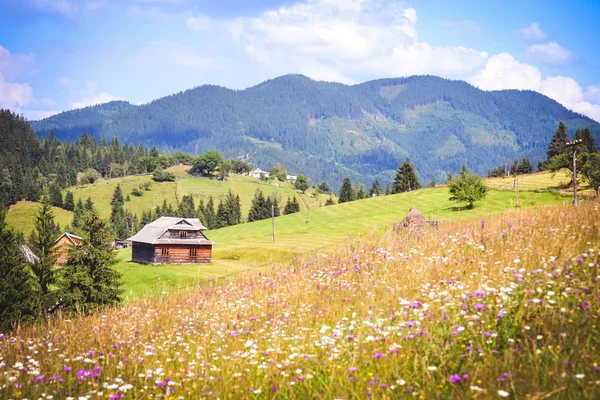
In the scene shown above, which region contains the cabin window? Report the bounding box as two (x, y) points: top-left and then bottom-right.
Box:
(179, 231), (187, 239)
(190, 248), (197, 257)
(161, 247), (169, 257)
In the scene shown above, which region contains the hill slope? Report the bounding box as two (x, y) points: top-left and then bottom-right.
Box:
(31, 75), (600, 186)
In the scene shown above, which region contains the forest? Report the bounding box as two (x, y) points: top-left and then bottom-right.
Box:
(29, 74), (600, 186)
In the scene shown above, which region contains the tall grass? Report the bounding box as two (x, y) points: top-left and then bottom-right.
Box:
(1, 202), (598, 399)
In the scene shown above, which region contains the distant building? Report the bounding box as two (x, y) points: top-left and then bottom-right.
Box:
(51, 232), (83, 265)
(128, 217), (215, 264)
(285, 174), (298, 183)
(249, 168), (269, 179)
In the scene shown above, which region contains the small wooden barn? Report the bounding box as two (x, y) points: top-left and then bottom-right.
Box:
(128, 217), (215, 264)
(51, 232), (83, 265)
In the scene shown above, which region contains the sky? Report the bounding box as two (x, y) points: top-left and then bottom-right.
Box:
(1, 0), (599, 122)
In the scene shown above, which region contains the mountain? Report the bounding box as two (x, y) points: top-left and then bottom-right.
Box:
(30, 75), (600, 187)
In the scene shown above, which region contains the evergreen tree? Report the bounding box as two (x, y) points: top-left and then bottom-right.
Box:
(216, 201), (227, 228)
(204, 198), (217, 228)
(60, 214), (122, 313)
(448, 165), (488, 209)
(385, 185), (391, 195)
(325, 196), (336, 206)
(283, 197), (301, 214)
(29, 197), (59, 306)
(85, 197), (95, 212)
(49, 183), (63, 207)
(547, 121), (568, 160)
(72, 199), (85, 229)
(110, 185), (127, 238)
(356, 184), (365, 200)
(338, 178), (355, 203)
(0, 209), (36, 331)
(519, 157), (533, 174)
(574, 127), (597, 153)
(178, 195), (196, 218)
(392, 158), (421, 193)
(64, 191), (75, 211)
(369, 179), (382, 197)
(248, 189), (269, 221)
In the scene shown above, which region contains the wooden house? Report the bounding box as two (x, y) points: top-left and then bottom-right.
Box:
(128, 217), (215, 264)
(51, 232), (83, 265)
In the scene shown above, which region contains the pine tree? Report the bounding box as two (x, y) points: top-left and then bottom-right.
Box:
(0, 209), (36, 331)
(60, 214), (122, 313)
(519, 157), (533, 174)
(369, 179), (382, 197)
(356, 184), (365, 200)
(547, 121), (568, 160)
(283, 197), (301, 214)
(49, 183), (63, 207)
(64, 191), (75, 211)
(392, 158), (421, 193)
(204, 197), (217, 228)
(216, 201), (227, 228)
(574, 127), (597, 153)
(338, 178), (355, 203)
(248, 189), (268, 221)
(72, 199), (85, 229)
(85, 197), (95, 212)
(325, 196), (336, 206)
(110, 185), (127, 238)
(29, 197), (59, 306)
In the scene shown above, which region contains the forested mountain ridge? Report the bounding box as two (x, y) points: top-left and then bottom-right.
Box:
(31, 75), (600, 186)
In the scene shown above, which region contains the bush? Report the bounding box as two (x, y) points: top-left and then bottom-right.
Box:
(140, 182), (152, 191)
(131, 188), (143, 197)
(80, 168), (101, 185)
(152, 167), (175, 182)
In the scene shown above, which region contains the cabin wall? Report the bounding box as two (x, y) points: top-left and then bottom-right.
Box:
(131, 242), (157, 264)
(51, 237), (77, 265)
(154, 245), (212, 264)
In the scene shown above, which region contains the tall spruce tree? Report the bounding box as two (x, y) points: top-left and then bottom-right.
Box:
(248, 189), (269, 221)
(283, 197), (301, 214)
(0, 209), (36, 331)
(338, 178), (355, 203)
(72, 199), (85, 229)
(49, 183), (63, 207)
(109, 185), (127, 238)
(574, 127), (597, 153)
(547, 121), (568, 160)
(64, 191), (75, 211)
(29, 197), (59, 307)
(369, 179), (382, 196)
(60, 214), (122, 313)
(392, 158), (421, 193)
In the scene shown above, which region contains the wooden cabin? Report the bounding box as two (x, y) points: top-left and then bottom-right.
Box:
(51, 232), (83, 265)
(128, 217), (215, 264)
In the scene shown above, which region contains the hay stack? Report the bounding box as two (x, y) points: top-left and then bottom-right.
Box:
(402, 207), (427, 227)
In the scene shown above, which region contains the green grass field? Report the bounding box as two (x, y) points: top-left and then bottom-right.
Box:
(6, 166), (333, 236)
(114, 186), (569, 298)
(486, 168), (596, 196)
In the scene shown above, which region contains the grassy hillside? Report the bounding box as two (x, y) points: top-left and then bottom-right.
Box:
(487, 169), (596, 197)
(5, 166), (333, 236)
(115, 186), (569, 298)
(2, 201), (598, 399)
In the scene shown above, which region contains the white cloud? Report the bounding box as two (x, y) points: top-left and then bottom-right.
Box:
(519, 22), (547, 41)
(540, 76), (600, 122)
(71, 92), (124, 109)
(0, 45), (35, 81)
(0, 72), (34, 109)
(584, 85), (600, 103)
(526, 42), (573, 66)
(468, 53), (541, 91)
(229, 0), (488, 81)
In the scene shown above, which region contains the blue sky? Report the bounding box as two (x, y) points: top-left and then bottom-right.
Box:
(1, 0), (599, 121)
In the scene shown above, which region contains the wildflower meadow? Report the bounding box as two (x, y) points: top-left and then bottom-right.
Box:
(1, 201), (599, 399)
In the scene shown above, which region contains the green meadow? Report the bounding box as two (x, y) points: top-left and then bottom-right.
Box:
(114, 186), (569, 298)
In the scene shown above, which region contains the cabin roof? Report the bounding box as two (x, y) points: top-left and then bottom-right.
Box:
(52, 232), (83, 246)
(19, 244), (39, 264)
(127, 217), (215, 245)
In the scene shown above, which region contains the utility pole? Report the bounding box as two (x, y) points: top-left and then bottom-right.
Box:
(514, 172), (520, 207)
(566, 139), (582, 206)
(306, 194), (310, 223)
(271, 204), (275, 242)
(573, 149), (577, 206)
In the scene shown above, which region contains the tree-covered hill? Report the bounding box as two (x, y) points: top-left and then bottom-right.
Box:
(30, 75), (600, 187)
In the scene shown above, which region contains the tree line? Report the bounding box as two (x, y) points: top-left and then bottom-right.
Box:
(1, 197), (121, 331)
